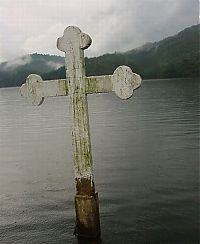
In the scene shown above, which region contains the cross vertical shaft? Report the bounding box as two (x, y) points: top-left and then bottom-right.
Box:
(57, 26), (101, 239)
(65, 31), (94, 194)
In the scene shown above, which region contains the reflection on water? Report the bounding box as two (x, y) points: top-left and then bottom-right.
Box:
(0, 78), (199, 243)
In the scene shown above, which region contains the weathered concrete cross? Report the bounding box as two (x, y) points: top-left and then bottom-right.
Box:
(20, 26), (141, 240)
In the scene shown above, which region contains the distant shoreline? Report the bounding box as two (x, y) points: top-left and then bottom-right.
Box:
(0, 77), (198, 89)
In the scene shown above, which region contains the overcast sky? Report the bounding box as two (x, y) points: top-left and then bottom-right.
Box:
(0, 0), (198, 62)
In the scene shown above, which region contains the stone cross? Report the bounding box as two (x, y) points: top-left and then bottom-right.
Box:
(20, 26), (141, 240)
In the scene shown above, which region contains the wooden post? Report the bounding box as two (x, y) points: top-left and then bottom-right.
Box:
(20, 26), (142, 241)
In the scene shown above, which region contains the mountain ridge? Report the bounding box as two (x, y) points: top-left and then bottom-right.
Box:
(0, 24), (199, 87)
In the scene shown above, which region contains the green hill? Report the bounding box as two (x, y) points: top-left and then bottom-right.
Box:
(0, 24), (199, 87)
(0, 54), (64, 87)
(85, 24), (199, 79)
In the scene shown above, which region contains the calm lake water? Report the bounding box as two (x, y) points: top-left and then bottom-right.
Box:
(0, 78), (199, 244)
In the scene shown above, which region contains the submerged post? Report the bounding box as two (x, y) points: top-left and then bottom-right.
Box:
(20, 26), (142, 241)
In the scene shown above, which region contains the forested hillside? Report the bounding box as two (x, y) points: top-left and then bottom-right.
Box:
(0, 54), (64, 87)
(0, 24), (199, 87)
(42, 24), (200, 81)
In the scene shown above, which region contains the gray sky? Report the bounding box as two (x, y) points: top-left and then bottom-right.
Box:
(0, 0), (198, 62)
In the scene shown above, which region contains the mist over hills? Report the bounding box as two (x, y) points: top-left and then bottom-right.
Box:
(0, 24), (199, 88)
(0, 54), (64, 87)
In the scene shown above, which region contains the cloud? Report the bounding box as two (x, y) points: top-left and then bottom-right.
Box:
(0, 0), (198, 62)
(22, 24), (65, 56)
(88, 0), (199, 55)
(45, 60), (64, 70)
(2, 55), (32, 70)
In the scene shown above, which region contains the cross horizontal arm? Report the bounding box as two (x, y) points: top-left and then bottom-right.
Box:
(20, 66), (141, 105)
(85, 75), (112, 94)
(20, 74), (68, 106)
(85, 66), (142, 99)
(31, 79), (68, 97)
